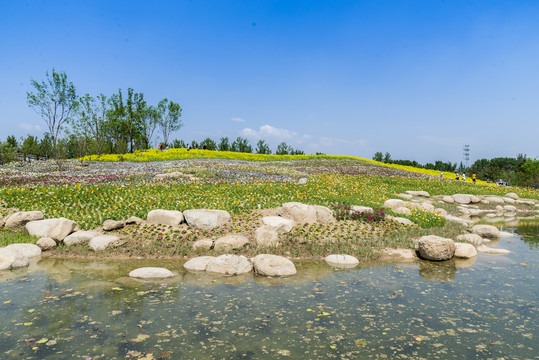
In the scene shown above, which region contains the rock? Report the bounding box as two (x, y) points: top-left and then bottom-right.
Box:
(324, 254), (359, 267)
(472, 224), (500, 239)
(0, 248), (27, 270)
(435, 208), (448, 217)
(477, 245), (510, 255)
(516, 199), (535, 206)
(445, 215), (472, 227)
(384, 199), (405, 210)
(88, 235), (122, 251)
(503, 205), (517, 213)
(394, 207), (412, 215)
(184, 256), (215, 271)
(386, 216), (415, 226)
(154, 171), (184, 180)
(419, 203), (435, 212)
(262, 216), (295, 233)
(398, 193), (413, 200)
(25, 219), (59, 237)
(455, 234), (483, 246)
(147, 209), (184, 227)
(406, 190), (430, 197)
(205, 254), (252, 275)
(470, 196), (481, 204)
(495, 205), (504, 212)
(183, 209), (231, 231)
(37, 237), (57, 250)
(47, 217), (77, 241)
(350, 206), (374, 214)
(280, 202), (335, 224)
(502, 197), (516, 204)
(505, 192), (519, 200)
(254, 226), (280, 246)
(253, 254), (297, 276)
(192, 239), (214, 251)
(5, 243), (42, 258)
(129, 267), (174, 279)
(452, 194), (471, 204)
(103, 219), (124, 231)
(214, 234), (249, 251)
(442, 196), (455, 204)
(5, 211), (44, 229)
(485, 196), (505, 204)
(63, 231), (99, 246)
(381, 248), (417, 261)
(499, 231), (514, 238)
(125, 216), (143, 225)
(297, 177), (308, 184)
(417, 235), (455, 261)
(454, 243), (478, 259)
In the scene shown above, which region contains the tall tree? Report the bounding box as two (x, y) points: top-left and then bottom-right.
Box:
(256, 139), (271, 154)
(26, 69), (78, 158)
(108, 88), (146, 153)
(231, 137), (252, 153)
(218, 137), (230, 151)
(276, 142), (292, 155)
(156, 98), (182, 147)
(140, 105), (159, 149)
(75, 93), (108, 155)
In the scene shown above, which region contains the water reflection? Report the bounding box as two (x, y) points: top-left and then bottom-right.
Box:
(418, 261), (457, 282)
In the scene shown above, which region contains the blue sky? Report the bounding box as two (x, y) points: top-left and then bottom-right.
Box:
(1, 0), (538, 163)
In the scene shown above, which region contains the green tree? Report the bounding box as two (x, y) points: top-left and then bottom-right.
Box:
(231, 137), (252, 153)
(521, 158), (539, 188)
(276, 142), (292, 155)
(6, 135), (18, 149)
(75, 94), (108, 155)
(156, 98), (182, 147)
(383, 152), (391, 163)
(255, 140), (271, 154)
(172, 139), (186, 148)
(218, 137), (230, 151)
(373, 152), (383, 162)
(140, 105), (159, 149)
(26, 69), (78, 158)
(108, 88), (146, 153)
(200, 137), (217, 150)
(21, 135), (40, 160)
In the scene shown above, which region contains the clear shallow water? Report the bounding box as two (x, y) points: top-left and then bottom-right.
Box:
(1, 226), (537, 360)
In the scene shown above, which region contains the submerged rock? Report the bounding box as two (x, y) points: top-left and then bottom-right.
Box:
(477, 245), (510, 255)
(129, 267), (174, 279)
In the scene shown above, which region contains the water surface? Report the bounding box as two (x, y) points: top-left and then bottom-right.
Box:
(1, 226), (537, 359)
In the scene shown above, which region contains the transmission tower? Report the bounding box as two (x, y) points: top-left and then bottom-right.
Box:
(463, 144), (470, 168)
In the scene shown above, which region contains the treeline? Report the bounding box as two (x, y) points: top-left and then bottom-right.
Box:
(373, 151), (538, 188)
(0, 132), (305, 164)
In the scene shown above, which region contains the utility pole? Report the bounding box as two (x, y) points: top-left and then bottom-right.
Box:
(463, 144), (470, 168)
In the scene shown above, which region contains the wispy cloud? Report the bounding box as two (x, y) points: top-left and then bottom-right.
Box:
(231, 117), (246, 122)
(19, 123), (41, 132)
(240, 124), (298, 140)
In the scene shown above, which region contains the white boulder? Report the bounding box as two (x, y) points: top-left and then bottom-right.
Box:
(417, 235), (455, 261)
(472, 224), (500, 239)
(103, 219), (124, 231)
(455, 233), (483, 246)
(214, 234), (250, 251)
(88, 235), (122, 251)
(183, 209), (231, 231)
(384, 199), (405, 210)
(406, 190), (430, 197)
(452, 194), (471, 204)
(47, 217), (77, 241)
(129, 267), (174, 279)
(205, 254), (252, 275)
(63, 231), (99, 246)
(147, 209), (184, 227)
(25, 219), (59, 237)
(5, 243), (42, 258)
(254, 226), (280, 246)
(37, 237), (57, 250)
(5, 211), (44, 229)
(253, 254), (297, 276)
(324, 254), (359, 267)
(184, 256), (215, 271)
(262, 216), (295, 233)
(454, 243), (478, 259)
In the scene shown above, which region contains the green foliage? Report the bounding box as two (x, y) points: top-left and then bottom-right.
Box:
(231, 137), (252, 153)
(156, 98), (182, 147)
(218, 137), (230, 151)
(200, 138), (217, 150)
(256, 140), (271, 154)
(276, 142), (292, 155)
(372, 152), (383, 162)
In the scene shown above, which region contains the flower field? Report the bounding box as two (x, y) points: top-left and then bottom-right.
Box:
(1, 156), (538, 258)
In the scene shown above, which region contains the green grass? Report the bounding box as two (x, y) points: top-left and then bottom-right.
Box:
(0, 228), (37, 247)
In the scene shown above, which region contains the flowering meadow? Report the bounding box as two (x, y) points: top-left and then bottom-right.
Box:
(1, 157), (538, 258)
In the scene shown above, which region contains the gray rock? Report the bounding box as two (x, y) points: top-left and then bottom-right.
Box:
(386, 216), (415, 226)
(125, 216), (143, 225)
(262, 216), (295, 233)
(253, 254), (297, 276)
(469, 195), (481, 204)
(103, 219), (125, 231)
(88, 235), (122, 251)
(445, 215), (473, 227)
(381, 248), (417, 261)
(406, 190), (430, 197)
(183, 209), (231, 231)
(280, 202), (335, 224)
(384, 199), (405, 210)
(47, 217), (77, 241)
(184, 256), (215, 271)
(214, 234), (249, 251)
(499, 231), (514, 238)
(454, 242), (478, 259)
(442, 196), (455, 204)
(63, 231), (99, 246)
(398, 193), (413, 200)
(502, 197), (516, 204)
(254, 225), (280, 246)
(452, 194), (471, 204)
(394, 207), (412, 215)
(129, 267), (174, 279)
(205, 254), (252, 275)
(472, 224), (500, 239)
(455, 233), (483, 246)
(0, 248), (28, 270)
(485, 196), (505, 204)
(435, 208), (448, 217)
(505, 192), (519, 200)
(5, 211), (44, 229)
(503, 205), (517, 213)
(418, 235), (455, 261)
(324, 254), (359, 267)
(477, 245), (510, 255)
(25, 219), (59, 237)
(147, 209), (184, 227)
(192, 239), (214, 251)
(350, 205), (374, 214)
(5, 243), (42, 258)
(37, 237), (57, 250)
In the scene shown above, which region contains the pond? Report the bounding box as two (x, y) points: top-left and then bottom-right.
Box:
(1, 225), (537, 360)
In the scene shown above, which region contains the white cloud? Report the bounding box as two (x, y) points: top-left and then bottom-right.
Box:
(19, 123), (41, 132)
(231, 117), (246, 122)
(240, 124), (297, 140)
